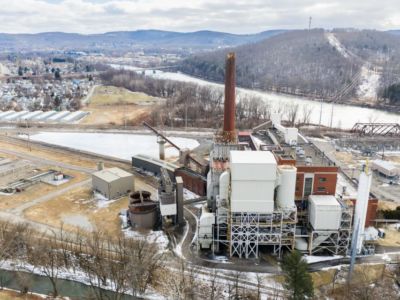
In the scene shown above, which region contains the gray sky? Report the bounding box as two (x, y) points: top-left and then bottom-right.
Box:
(0, 0), (399, 34)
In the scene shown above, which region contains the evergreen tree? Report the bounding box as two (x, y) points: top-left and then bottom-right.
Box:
(281, 250), (314, 300)
(54, 68), (61, 80)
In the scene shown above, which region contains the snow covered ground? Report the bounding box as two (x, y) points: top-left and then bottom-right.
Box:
(336, 173), (357, 199)
(326, 33), (351, 59)
(123, 228), (170, 250)
(357, 66), (380, 100)
(304, 255), (343, 264)
(27, 132), (199, 160)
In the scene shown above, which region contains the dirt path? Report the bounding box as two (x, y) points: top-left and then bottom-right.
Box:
(6, 179), (91, 215)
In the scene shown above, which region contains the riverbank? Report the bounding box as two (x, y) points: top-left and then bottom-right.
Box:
(176, 69), (400, 115)
(110, 64), (400, 128)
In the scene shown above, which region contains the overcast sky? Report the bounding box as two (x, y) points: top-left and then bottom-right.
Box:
(0, 0), (399, 34)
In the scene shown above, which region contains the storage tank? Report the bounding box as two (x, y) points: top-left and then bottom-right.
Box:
(276, 165), (297, 209)
(207, 171), (212, 198)
(128, 191), (158, 229)
(198, 204), (215, 249)
(295, 237), (308, 251)
(219, 170), (230, 201)
(308, 195), (342, 230)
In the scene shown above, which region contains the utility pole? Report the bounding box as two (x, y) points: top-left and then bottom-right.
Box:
(318, 99), (323, 128)
(185, 100), (188, 131)
(309, 16), (312, 30)
(330, 102), (334, 128)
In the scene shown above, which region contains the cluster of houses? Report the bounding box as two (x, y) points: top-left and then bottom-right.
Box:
(0, 78), (94, 111)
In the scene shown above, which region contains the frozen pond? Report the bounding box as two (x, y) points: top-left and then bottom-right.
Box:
(28, 132), (200, 160)
(112, 64), (400, 129)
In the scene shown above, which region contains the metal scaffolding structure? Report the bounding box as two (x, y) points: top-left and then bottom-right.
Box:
(210, 204), (297, 259)
(309, 201), (353, 255)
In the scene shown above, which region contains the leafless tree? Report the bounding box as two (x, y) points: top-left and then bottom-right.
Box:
(301, 104), (314, 125)
(27, 232), (63, 297)
(286, 103), (299, 126)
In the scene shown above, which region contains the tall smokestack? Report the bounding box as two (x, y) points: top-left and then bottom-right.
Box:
(223, 52), (236, 142)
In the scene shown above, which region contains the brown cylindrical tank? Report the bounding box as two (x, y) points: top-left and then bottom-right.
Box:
(128, 191), (158, 229)
(223, 52), (236, 142)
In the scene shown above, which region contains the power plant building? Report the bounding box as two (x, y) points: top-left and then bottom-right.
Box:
(92, 167), (135, 200)
(196, 52), (362, 259)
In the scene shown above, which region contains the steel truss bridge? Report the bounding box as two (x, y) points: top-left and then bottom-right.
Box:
(351, 123), (400, 137)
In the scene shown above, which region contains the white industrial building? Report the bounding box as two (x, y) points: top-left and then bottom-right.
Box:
(371, 159), (400, 178)
(229, 151), (277, 213)
(200, 149), (299, 258)
(199, 147), (353, 258)
(92, 167), (135, 200)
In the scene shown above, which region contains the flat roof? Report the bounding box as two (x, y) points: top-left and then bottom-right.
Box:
(309, 195), (339, 206)
(230, 150), (276, 164)
(93, 167), (133, 182)
(372, 159), (399, 172)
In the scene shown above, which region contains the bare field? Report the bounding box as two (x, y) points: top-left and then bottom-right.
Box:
(0, 169), (88, 210)
(0, 139), (97, 170)
(0, 290), (44, 300)
(24, 177), (156, 235)
(82, 85), (163, 126)
(88, 86), (160, 105)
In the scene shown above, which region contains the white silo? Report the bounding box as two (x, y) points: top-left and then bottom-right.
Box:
(206, 170), (212, 200)
(219, 170), (230, 202)
(353, 165), (372, 254)
(276, 165), (297, 209)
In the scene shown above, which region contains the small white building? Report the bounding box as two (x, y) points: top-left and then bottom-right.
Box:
(371, 159), (400, 178)
(92, 167), (134, 200)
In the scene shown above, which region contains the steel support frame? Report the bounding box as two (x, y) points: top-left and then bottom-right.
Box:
(309, 203), (353, 255)
(217, 208), (297, 259)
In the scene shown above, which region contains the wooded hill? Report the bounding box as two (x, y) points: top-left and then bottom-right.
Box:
(179, 29), (400, 102)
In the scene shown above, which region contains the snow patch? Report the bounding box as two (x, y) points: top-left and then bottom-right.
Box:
(27, 132), (199, 160)
(357, 66), (380, 100)
(123, 228), (169, 250)
(304, 255), (343, 263)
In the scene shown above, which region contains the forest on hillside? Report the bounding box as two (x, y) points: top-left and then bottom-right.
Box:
(179, 29), (358, 99)
(179, 29), (400, 105)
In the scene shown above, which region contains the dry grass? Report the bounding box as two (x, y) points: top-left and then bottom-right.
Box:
(23, 177), (156, 235)
(334, 151), (355, 164)
(0, 169), (88, 210)
(82, 104), (152, 126)
(0, 139), (97, 170)
(311, 269), (337, 288)
(377, 227), (400, 246)
(386, 155), (400, 164)
(378, 200), (398, 211)
(82, 85), (163, 126)
(89, 86), (160, 106)
(24, 185), (93, 232)
(0, 290), (44, 300)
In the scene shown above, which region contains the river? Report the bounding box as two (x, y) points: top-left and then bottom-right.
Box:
(110, 64), (400, 129)
(0, 269), (138, 299)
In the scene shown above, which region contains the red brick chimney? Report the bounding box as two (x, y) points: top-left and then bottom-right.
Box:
(223, 52), (236, 142)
